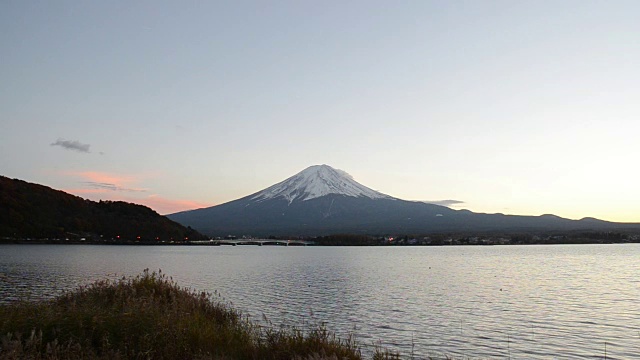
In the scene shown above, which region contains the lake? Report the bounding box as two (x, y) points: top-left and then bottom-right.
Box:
(1, 244), (639, 359)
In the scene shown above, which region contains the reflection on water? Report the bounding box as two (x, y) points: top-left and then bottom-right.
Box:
(1, 244), (639, 359)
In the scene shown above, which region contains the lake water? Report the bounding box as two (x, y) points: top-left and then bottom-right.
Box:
(1, 244), (639, 359)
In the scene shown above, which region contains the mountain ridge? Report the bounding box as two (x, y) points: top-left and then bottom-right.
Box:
(168, 165), (639, 236)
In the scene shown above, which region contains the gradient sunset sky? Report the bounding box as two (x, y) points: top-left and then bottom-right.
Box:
(1, 1), (639, 221)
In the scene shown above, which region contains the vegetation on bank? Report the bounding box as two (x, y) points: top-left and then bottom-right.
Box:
(0, 270), (399, 360)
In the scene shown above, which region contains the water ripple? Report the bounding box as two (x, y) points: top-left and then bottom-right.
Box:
(1, 244), (640, 359)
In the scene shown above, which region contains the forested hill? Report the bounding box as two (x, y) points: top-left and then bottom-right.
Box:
(0, 176), (205, 241)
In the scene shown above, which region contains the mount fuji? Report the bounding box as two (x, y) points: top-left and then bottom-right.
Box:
(168, 165), (626, 236)
(250, 165), (392, 203)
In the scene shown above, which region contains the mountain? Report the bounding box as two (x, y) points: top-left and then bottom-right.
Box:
(0, 176), (204, 240)
(251, 165), (392, 203)
(168, 165), (638, 236)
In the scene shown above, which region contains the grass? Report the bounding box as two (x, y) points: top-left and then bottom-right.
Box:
(0, 269), (399, 360)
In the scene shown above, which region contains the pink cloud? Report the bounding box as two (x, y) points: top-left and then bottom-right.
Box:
(65, 171), (137, 185)
(60, 171), (147, 192)
(62, 189), (210, 215)
(59, 170), (210, 214)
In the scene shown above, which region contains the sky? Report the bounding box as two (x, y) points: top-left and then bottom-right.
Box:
(1, 1), (639, 222)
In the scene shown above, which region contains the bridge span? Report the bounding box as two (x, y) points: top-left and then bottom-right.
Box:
(192, 239), (313, 246)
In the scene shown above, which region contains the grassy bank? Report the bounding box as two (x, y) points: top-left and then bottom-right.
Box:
(0, 270), (398, 360)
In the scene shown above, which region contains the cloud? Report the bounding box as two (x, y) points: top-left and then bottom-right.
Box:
(424, 200), (465, 207)
(61, 171), (147, 192)
(71, 171), (136, 185)
(82, 181), (147, 192)
(51, 138), (91, 153)
(61, 190), (209, 215)
(59, 170), (209, 214)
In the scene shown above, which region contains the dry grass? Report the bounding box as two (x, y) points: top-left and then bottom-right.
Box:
(0, 269), (398, 360)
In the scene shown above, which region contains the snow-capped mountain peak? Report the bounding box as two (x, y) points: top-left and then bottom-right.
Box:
(251, 165), (393, 204)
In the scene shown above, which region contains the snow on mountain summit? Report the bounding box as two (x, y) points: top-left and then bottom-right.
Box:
(251, 165), (394, 203)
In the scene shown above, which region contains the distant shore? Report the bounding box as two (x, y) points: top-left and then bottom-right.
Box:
(2, 231), (639, 247)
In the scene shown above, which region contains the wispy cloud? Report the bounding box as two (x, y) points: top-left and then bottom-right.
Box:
(51, 138), (91, 153)
(71, 171), (136, 185)
(63, 190), (210, 214)
(424, 200), (465, 207)
(82, 181), (147, 192)
(62, 171), (146, 193)
(59, 170), (209, 214)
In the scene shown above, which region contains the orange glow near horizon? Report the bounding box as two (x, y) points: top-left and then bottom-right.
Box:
(64, 171), (137, 185)
(59, 170), (210, 214)
(62, 188), (111, 194)
(62, 188), (211, 214)
(138, 195), (211, 215)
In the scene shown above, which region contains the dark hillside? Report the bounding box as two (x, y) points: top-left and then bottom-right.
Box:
(0, 176), (204, 241)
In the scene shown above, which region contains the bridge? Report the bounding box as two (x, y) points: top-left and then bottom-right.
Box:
(191, 239), (314, 246)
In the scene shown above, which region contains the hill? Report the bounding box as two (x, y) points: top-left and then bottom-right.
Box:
(0, 176), (204, 241)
